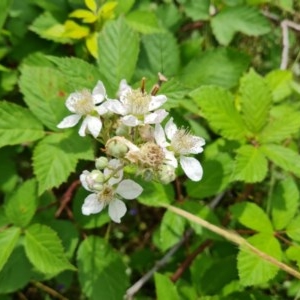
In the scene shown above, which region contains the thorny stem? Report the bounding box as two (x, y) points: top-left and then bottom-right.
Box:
(163, 204), (300, 280)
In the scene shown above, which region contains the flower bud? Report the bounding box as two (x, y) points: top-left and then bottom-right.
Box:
(157, 165), (176, 184)
(89, 170), (105, 184)
(106, 140), (129, 158)
(95, 156), (108, 170)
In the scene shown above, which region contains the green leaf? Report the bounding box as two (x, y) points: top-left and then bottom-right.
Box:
(230, 202), (273, 233)
(19, 65), (71, 130)
(239, 69), (272, 133)
(184, 0), (210, 21)
(286, 246), (300, 269)
(159, 210), (186, 251)
(0, 101), (45, 148)
(33, 131), (94, 195)
(181, 48), (250, 89)
(154, 273), (180, 300)
(0, 227), (21, 272)
(0, 0), (13, 30)
(265, 70), (293, 102)
(126, 10), (162, 34)
(271, 176), (299, 230)
(24, 223), (76, 275)
(77, 236), (129, 300)
(190, 86), (248, 141)
(286, 215), (300, 242)
(261, 144), (300, 177)
(0, 147), (18, 193)
(211, 5), (270, 45)
(97, 17), (139, 95)
(237, 233), (281, 286)
(5, 179), (38, 227)
(233, 145), (268, 183)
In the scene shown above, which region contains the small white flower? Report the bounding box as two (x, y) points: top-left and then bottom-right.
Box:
(57, 81), (108, 138)
(106, 79), (168, 127)
(154, 118), (205, 181)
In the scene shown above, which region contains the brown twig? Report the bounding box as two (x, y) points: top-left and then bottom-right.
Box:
(31, 281), (68, 300)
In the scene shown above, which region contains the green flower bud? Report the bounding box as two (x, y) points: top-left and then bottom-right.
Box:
(89, 170), (105, 184)
(95, 156), (108, 170)
(106, 140), (128, 158)
(158, 165), (176, 184)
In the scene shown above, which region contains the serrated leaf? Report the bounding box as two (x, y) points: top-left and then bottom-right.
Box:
(181, 48), (250, 89)
(190, 86), (248, 141)
(154, 273), (180, 300)
(5, 179), (38, 227)
(239, 69), (272, 133)
(0, 227), (21, 272)
(33, 131), (94, 195)
(233, 145), (268, 183)
(271, 176), (299, 230)
(237, 233), (281, 286)
(286, 215), (300, 242)
(184, 0), (210, 21)
(0, 101), (45, 148)
(19, 65), (71, 131)
(77, 236), (128, 300)
(159, 210), (186, 251)
(230, 202), (273, 233)
(97, 17), (139, 95)
(211, 5), (270, 45)
(261, 144), (300, 177)
(24, 224), (76, 275)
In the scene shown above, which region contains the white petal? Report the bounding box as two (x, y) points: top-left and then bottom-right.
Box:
(80, 170), (92, 191)
(117, 79), (131, 98)
(148, 94), (167, 111)
(86, 115), (102, 138)
(57, 114), (81, 128)
(144, 109), (168, 124)
(180, 156), (203, 181)
(165, 118), (177, 140)
(106, 100), (127, 115)
(121, 115), (140, 127)
(108, 199), (127, 223)
(165, 150), (178, 168)
(65, 93), (80, 113)
(78, 117), (89, 137)
(95, 102), (108, 115)
(116, 179), (143, 199)
(154, 124), (169, 148)
(92, 81), (106, 104)
(82, 194), (104, 215)
(189, 136), (206, 154)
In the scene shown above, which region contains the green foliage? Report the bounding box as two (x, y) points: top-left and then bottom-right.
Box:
(154, 273), (180, 300)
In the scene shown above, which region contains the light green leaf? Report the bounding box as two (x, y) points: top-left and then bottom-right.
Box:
(261, 144), (300, 177)
(97, 17), (139, 95)
(286, 246), (300, 269)
(24, 224), (76, 275)
(0, 227), (21, 272)
(159, 210), (186, 251)
(85, 0), (97, 12)
(33, 131), (94, 195)
(211, 5), (270, 45)
(265, 70), (293, 102)
(286, 215), (300, 242)
(239, 69), (272, 133)
(184, 0), (210, 21)
(181, 48), (250, 89)
(190, 86), (248, 141)
(230, 202), (273, 233)
(271, 176), (299, 230)
(154, 273), (180, 300)
(233, 145), (268, 183)
(5, 179), (38, 228)
(19, 65), (71, 131)
(237, 233), (281, 286)
(126, 10), (162, 34)
(77, 236), (128, 300)
(0, 0), (13, 30)
(0, 101), (45, 148)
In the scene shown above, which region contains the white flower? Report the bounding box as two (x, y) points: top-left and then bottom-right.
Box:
(154, 118), (205, 181)
(57, 81), (108, 138)
(106, 79), (168, 127)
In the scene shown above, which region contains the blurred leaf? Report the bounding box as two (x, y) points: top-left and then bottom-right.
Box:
(0, 0), (13, 30)
(0, 227), (20, 273)
(181, 48), (250, 89)
(286, 246), (300, 269)
(286, 215), (300, 242)
(211, 5), (270, 45)
(154, 273), (180, 300)
(237, 233), (281, 286)
(230, 202), (273, 233)
(85, 0), (97, 12)
(190, 86), (248, 141)
(33, 131), (94, 195)
(97, 17), (139, 95)
(115, 0), (135, 14)
(24, 223), (76, 275)
(239, 69), (272, 133)
(233, 145), (268, 183)
(184, 0), (210, 20)
(271, 176), (299, 230)
(62, 20), (90, 39)
(69, 9), (97, 23)
(77, 236), (129, 300)
(0, 147), (18, 193)
(5, 179), (38, 228)
(86, 32), (98, 59)
(0, 101), (45, 148)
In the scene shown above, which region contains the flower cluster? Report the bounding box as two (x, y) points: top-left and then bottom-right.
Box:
(58, 75), (205, 223)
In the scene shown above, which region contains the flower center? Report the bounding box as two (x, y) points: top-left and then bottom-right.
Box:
(97, 184), (115, 205)
(171, 129), (197, 155)
(140, 142), (165, 169)
(73, 90), (95, 115)
(124, 89), (151, 115)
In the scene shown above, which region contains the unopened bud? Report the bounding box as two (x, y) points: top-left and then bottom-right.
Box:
(106, 140), (128, 158)
(95, 156), (108, 170)
(158, 165), (176, 184)
(89, 170), (105, 184)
